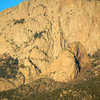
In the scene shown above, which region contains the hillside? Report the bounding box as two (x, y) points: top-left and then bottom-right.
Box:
(0, 0), (100, 99)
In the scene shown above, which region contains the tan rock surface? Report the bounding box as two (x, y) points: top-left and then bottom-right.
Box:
(0, 76), (24, 92)
(41, 42), (91, 82)
(0, 0), (100, 57)
(41, 50), (78, 83)
(67, 42), (92, 70)
(0, 0), (100, 91)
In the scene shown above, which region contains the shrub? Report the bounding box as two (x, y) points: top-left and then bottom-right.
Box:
(34, 30), (46, 39)
(14, 19), (25, 24)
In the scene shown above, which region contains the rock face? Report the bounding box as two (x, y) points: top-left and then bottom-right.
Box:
(67, 42), (92, 71)
(0, 0), (99, 91)
(0, 55), (24, 91)
(41, 42), (91, 83)
(41, 50), (78, 83)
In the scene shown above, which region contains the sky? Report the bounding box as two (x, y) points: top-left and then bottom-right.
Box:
(0, 0), (25, 12)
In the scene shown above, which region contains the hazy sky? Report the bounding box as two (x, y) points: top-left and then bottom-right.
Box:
(0, 0), (24, 12)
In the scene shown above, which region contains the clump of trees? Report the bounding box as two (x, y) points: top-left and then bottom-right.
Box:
(0, 55), (19, 78)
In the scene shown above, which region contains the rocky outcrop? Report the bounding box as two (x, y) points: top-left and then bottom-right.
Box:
(67, 42), (92, 71)
(0, 76), (24, 92)
(41, 42), (91, 82)
(0, 55), (24, 91)
(91, 50), (100, 77)
(0, 0), (100, 56)
(41, 50), (78, 82)
(0, 0), (99, 91)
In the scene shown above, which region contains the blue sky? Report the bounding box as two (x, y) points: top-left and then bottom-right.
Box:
(0, 0), (24, 12)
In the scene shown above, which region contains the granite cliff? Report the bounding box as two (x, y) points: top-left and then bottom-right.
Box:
(0, 0), (100, 92)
